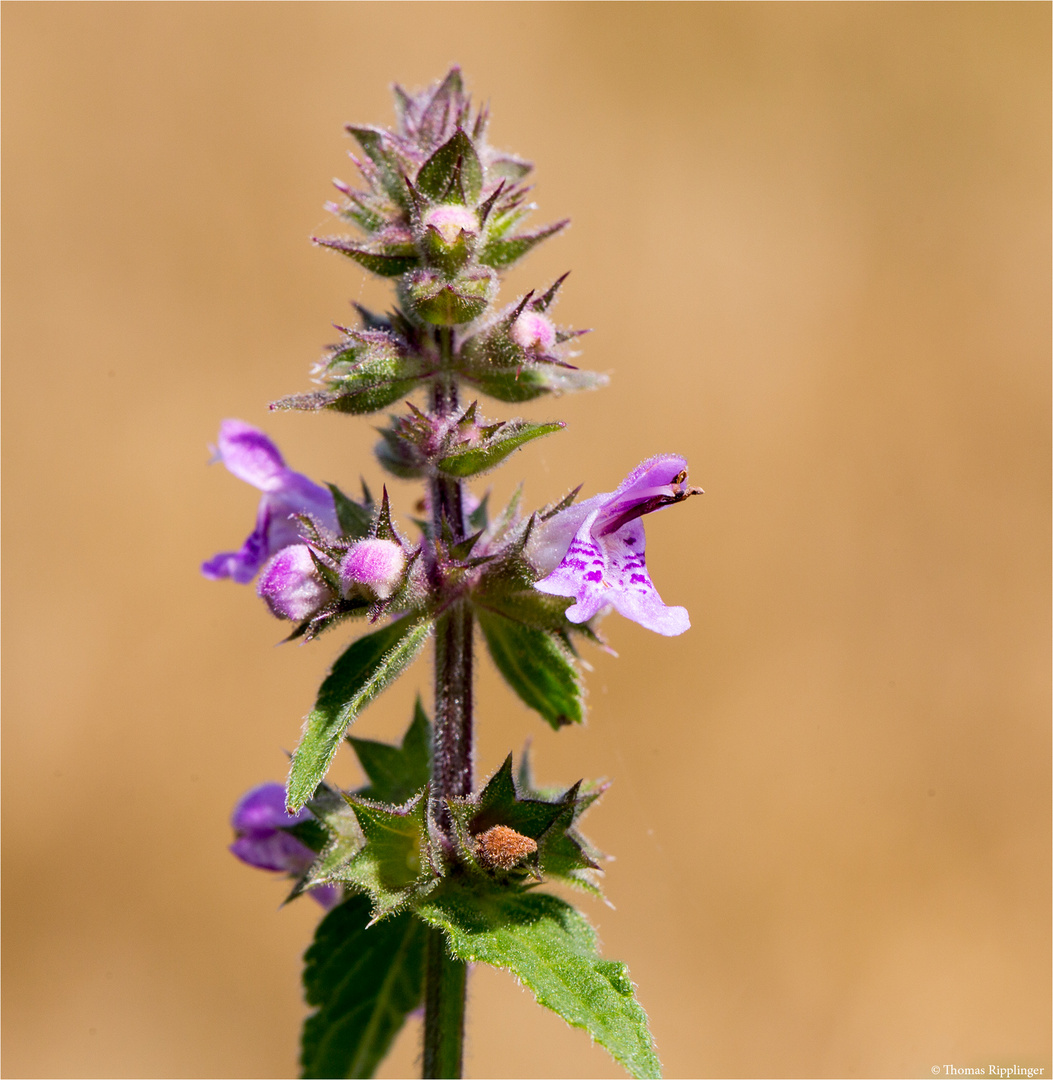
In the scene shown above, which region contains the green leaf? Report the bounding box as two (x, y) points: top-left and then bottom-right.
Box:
(460, 360), (609, 403)
(479, 218), (569, 269)
(436, 419), (564, 478)
(417, 888), (661, 1079)
(347, 125), (412, 210)
(287, 616), (433, 811)
(349, 698), (432, 805)
(476, 586), (575, 635)
(327, 483), (373, 539)
(476, 609), (583, 729)
(467, 491), (490, 532)
(273, 333), (428, 416)
(416, 129), (483, 203)
(303, 784), (366, 889)
(314, 235), (419, 277)
(301, 894), (426, 1079)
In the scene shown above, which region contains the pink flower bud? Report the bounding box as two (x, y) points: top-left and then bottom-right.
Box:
(510, 310), (556, 352)
(340, 538), (406, 600)
(422, 204), (478, 244)
(256, 544), (334, 621)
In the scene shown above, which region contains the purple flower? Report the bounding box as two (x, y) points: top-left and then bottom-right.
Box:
(257, 544), (335, 622)
(230, 783), (340, 909)
(340, 538), (406, 600)
(202, 420), (338, 585)
(533, 454), (700, 637)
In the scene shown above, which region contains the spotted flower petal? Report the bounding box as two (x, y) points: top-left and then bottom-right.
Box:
(534, 454), (698, 637)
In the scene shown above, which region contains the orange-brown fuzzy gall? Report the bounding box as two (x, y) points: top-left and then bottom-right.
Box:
(473, 825), (538, 870)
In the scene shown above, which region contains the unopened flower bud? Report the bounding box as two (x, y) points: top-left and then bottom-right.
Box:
(257, 544), (334, 621)
(400, 267), (496, 326)
(511, 310), (557, 353)
(423, 204), (478, 244)
(340, 538), (406, 600)
(421, 205), (479, 275)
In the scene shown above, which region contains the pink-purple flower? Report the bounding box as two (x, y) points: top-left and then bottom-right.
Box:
(533, 454), (700, 637)
(340, 538), (406, 600)
(201, 420), (337, 585)
(230, 783), (340, 909)
(257, 544), (335, 621)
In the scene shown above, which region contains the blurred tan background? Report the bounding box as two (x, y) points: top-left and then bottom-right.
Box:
(3, 4), (1049, 1078)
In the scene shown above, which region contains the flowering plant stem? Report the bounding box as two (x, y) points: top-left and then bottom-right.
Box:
(207, 67), (698, 1080)
(423, 927), (467, 1078)
(426, 329), (472, 1078)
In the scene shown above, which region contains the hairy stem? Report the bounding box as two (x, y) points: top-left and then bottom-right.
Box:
(422, 927), (467, 1079)
(424, 325), (472, 1079)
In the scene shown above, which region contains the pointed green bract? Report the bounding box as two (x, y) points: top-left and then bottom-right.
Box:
(349, 698), (432, 805)
(334, 791), (440, 920)
(446, 753), (605, 893)
(301, 894), (426, 1079)
(327, 483), (373, 539)
(416, 129), (483, 203)
(417, 887), (661, 1079)
(436, 419), (565, 478)
(287, 616), (433, 811)
(301, 784), (366, 890)
(460, 360), (609, 403)
(479, 219), (569, 269)
(476, 608), (584, 729)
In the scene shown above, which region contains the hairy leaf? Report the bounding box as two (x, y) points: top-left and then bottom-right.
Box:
(335, 791), (440, 919)
(287, 617), (433, 811)
(416, 128), (483, 203)
(349, 698), (432, 805)
(314, 235), (418, 277)
(437, 420), (564, 478)
(460, 361), (608, 403)
(479, 219), (569, 269)
(476, 609), (583, 729)
(418, 888), (661, 1079)
(327, 483), (373, 539)
(301, 894), (426, 1079)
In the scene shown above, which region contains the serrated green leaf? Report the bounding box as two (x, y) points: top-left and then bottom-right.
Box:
(417, 888), (661, 1079)
(327, 483), (373, 540)
(479, 218), (569, 269)
(287, 617), (433, 811)
(301, 894), (426, 1079)
(476, 609), (583, 729)
(416, 129), (483, 203)
(349, 698), (432, 805)
(436, 420), (564, 479)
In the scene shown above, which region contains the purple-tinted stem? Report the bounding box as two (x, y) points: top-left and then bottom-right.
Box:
(424, 326), (470, 1080)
